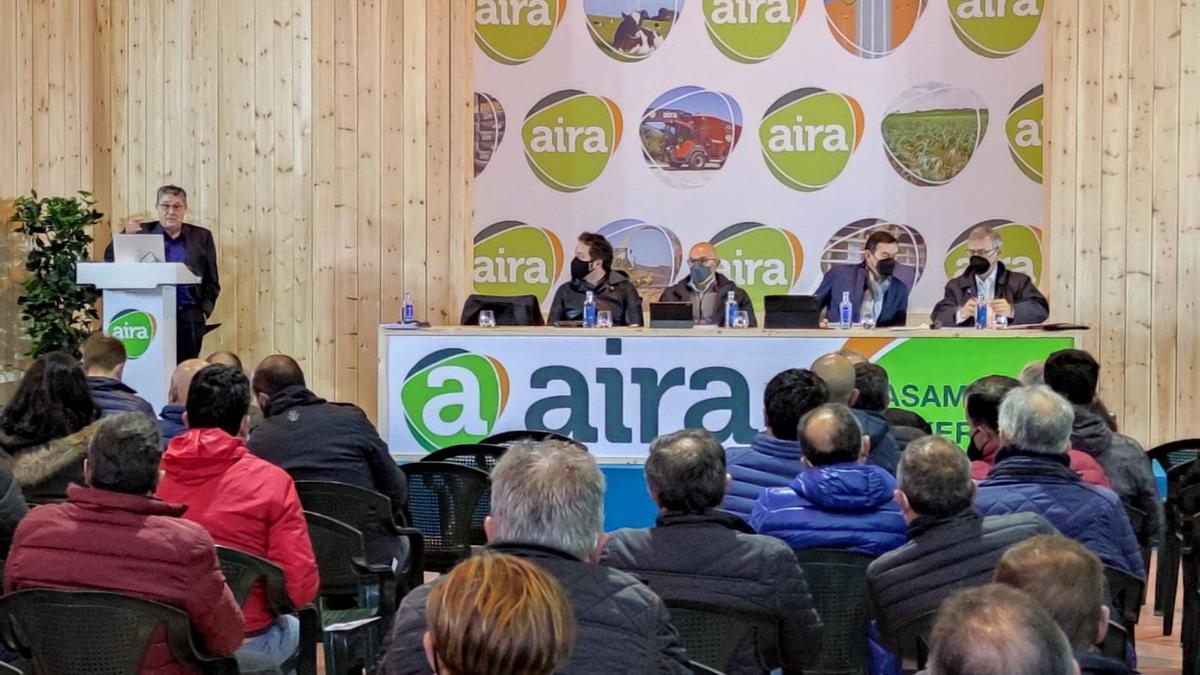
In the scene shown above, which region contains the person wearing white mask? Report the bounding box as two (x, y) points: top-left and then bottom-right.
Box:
(658, 242), (756, 327)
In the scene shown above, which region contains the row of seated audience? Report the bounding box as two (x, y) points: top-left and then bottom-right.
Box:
(0, 337), (1172, 674)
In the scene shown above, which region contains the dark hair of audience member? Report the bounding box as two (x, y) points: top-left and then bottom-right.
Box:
(885, 408), (932, 434)
(0, 351), (100, 445)
(896, 435), (974, 517)
(251, 354), (306, 399)
(852, 362), (890, 412)
(87, 413), (162, 495)
(426, 552), (575, 675)
(81, 333), (128, 372)
(993, 534), (1106, 650)
(929, 584), (1076, 675)
(965, 375), (1021, 431)
(1043, 349), (1100, 405)
(186, 365), (251, 436)
(798, 403), (863, 467)
(763, 369), (829, 442)
(577, 232), (614, 273)
(644, 429), (726, 514)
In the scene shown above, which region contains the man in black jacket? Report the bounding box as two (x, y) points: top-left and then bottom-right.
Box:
(601, 428), (822, 674)
(380, 440), (691, 675)
(657, 242), (756, 326)
(930, 224), (1048, 327)
(246, 354), (408, 565)
(547, 232), (644, 326)
(867, 435), (1056, 652)
(104, 185), (220, 361)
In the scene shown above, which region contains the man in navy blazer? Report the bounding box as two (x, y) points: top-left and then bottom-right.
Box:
(814, 230), (909, 327)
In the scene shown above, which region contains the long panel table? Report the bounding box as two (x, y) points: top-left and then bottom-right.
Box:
(379, 326), (1082, 528)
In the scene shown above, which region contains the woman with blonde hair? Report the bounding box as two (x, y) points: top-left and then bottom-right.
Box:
(423, 552), (575, 675)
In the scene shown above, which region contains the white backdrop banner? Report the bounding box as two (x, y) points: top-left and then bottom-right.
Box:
(472, 0), (1045, 315)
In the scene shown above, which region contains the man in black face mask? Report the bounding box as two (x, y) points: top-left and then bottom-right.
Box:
(931, 225), (1049, 327)
(658, 242), (756, 326)
(814, 230), (910, 327)
(548, 232), (644, 326)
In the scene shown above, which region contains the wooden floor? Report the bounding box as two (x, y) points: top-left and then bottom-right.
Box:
(1137, 554), (1186, 675)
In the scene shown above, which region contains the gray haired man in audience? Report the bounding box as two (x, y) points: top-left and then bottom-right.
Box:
(601, 428), (823, 674)
(866, 435), (1056, 653)
(380, 441), (691, 674)
(928, 584), (1079, 675)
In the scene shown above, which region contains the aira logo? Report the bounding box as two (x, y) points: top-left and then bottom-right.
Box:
(475, 0), (567, 65)
(703, 0), (803, 63)
(948, 0), (1043, 58)
(522, 90), (623, 193)
(760, 88), (864, 192)
(473, 221), (565, 302)
(401, 349), (510, 452)
(107, 309), (157, 359)
(1006, 85), (1043, 184)
(710, 222), (804, 311)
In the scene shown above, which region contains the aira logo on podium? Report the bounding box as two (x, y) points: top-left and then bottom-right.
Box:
(107, 309), (157, 359)
(401, 349), (510, 452)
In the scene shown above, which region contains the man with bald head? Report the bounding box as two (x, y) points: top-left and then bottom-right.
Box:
(751, 403), (906, 554)
(158, 358), (208, 448)
(247, 354), (408, 565)
(659, 242), (756, 326)
(812, 352), (902, 475)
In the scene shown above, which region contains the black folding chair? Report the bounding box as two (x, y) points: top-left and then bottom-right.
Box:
(890, 611), (935, 674)
(400, 462), (491, 572)
(793, 549), (875, 675)
(215, 546), (320, 675)
(1148, 439), (1200, 632)
(481, 429), (588, 451)
(294, 480), (425, 595)
(304, 511), (397, 675)
(0, 589), (239, 674)
(664, 600), (771, 674)
(1099, 620), (1128, 662)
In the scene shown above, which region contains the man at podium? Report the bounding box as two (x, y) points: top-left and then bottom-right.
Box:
(104, 185), (220, 361)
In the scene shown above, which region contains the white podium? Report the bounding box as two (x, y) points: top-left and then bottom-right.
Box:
(76, 262), (200, 412)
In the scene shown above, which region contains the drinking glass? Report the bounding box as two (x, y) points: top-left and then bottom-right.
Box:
(732, 311), (750, 329)
(478, 310), (496, 328)
(596, 310), (613, 329)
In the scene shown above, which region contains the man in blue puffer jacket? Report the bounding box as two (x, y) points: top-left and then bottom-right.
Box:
(750, 403), (907, 554)
(722, 369), (829, 521)
(974, 385), (1144, 578)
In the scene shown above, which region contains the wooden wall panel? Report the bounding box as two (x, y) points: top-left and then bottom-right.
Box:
(0, 0), (472, 418)
(1048, 0), (1200, 445)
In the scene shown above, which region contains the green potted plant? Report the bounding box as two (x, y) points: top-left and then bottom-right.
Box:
(10, 190), (104, 358)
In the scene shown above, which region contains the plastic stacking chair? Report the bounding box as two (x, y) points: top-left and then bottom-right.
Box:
(304, 511), (397, 675)
(688, 659), (728, 675)
(792, 549), (875, 675)
(215, 546), (319, 675)
(1149, 439), (1200, 633)
(1103, 565), (1145, 637)
(294, 481), (426, 595)
(1124, 504), (1152, 575)
(663, 600), (770, 674)
(1099, 620), (1129, 662)
(890, 612), (936, 673)
(480, 429), (588, 451)
(0, 589), (239, 674)
(1179, 491), (1200, 675)
(421, 444), (507, 546)
(400, 462), (491, 572)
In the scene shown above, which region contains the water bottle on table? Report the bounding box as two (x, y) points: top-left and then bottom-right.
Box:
(402, 291), (415, 324)
(975, 297), (989, 330)
(583, 291), (597, 328)
(839, 292), (853, 329)
(725, 291), (738, 327)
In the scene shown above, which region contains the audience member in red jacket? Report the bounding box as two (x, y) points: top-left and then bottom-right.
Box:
(966, 375), (1109, 488)
(4, 413), (245, 675)
(156, 365), (319, 670)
